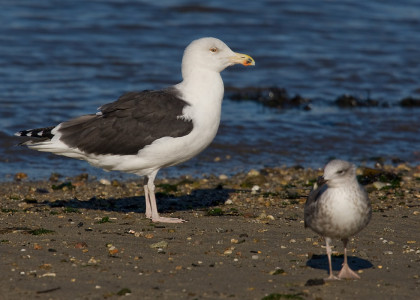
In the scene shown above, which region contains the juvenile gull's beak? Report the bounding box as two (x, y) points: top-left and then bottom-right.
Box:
(317, 176), (327, 185)
(229, 52), (255, 66)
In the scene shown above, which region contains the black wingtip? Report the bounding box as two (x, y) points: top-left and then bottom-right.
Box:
(15, 130), (29, 137)
(14, 127), (55, 139)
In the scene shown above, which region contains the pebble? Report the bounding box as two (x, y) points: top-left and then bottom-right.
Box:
(88, 257), (98, 265)
(75, 242), (88, 249)
(39, 264), (52, 270)
(108, 245), (118, 255)
(251, 255), (259, 260)
(224, 199), (233, 205)
(14, 172), (28, 181)
(251, 185), (260, 194)
(219, 174), (228, 180)
(358, 251), (368, 258)
(224, 249), (233, 255)
(247, 169), (260, 177)
(150, 241), (168, 249)
(99, 178), (111, 185)
(373, 181), (390, 190)
(269, 268), (285, 275)
(383, 251), (393, 255)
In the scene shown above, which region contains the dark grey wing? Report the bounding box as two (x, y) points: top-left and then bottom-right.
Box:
(304, 176), (327, 228)
(98, 90), (152, 113)
(58, 89), (194, 155)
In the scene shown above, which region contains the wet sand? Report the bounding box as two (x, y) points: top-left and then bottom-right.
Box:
(0, 165), (419, 299)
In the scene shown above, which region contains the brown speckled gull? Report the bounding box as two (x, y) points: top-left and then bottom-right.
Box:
(304, 159), (372, 280)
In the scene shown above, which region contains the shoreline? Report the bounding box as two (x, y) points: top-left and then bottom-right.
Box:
(1, 164), (419, 299)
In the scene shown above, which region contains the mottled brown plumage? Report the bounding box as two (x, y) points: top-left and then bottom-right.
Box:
(304, 159), (371, 280)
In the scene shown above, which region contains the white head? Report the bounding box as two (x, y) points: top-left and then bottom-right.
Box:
(323, 159), (357, 187)
(181, 37), (255, 79)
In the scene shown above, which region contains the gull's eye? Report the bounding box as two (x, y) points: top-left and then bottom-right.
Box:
(210, 47), (218, 53)
(337, 169), (345, 175)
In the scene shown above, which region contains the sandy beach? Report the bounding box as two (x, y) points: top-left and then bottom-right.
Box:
(0, 164), (419, 299)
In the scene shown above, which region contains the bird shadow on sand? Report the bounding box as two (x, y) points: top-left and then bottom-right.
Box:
(306, 254), (373, 272)
(40, 188), (234, 216)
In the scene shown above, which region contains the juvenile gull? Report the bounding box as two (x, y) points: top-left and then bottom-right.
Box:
(15, 37), (255, 223)
(304, 159), (372, 280)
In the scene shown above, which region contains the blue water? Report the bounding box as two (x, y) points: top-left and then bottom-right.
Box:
(1, 0), (420, 180)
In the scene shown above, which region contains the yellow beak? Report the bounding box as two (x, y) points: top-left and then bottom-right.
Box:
(229, 52), (255, 66)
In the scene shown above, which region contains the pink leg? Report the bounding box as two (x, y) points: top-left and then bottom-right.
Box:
(338, 238), (360, 279)
(325, 237), (339, 280)
(145, 171), (186, 223)
(144, 177), (152, 219)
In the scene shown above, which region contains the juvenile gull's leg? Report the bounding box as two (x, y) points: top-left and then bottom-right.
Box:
(325, 237), (339, 280)
(338, 238), (360, 279)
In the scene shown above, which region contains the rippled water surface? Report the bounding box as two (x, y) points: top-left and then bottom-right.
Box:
(1, 0), (419, 180)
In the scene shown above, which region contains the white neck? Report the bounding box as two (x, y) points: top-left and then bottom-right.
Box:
(174, 68), (224, 144)
(177, 68), (224, 106)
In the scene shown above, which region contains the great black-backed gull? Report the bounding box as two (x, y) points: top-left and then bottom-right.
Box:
(15, 37), (255, 223)
(304, 159), (372, 280)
